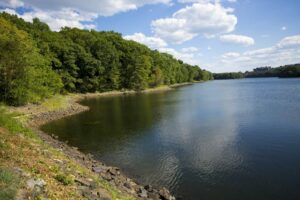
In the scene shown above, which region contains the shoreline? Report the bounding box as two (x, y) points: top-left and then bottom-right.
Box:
(16, 82), (194, 127)
(10, 83), (195, 199)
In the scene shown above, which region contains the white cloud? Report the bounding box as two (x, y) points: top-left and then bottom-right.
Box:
(222, 52), (240, 58)
(1, 0), (172, 16)
(124, 33), (167, 49)
(0, 0), (24, 8)
(1, 8), (97, 31)
(158, 47), (201, 65)
(0, 0), (171, 31)
(281, 26), (287, 31)
(217, 35), (300, 72)
(152, 2), (237, 44)
(277, 35), (300, 48)
(219, 34), (255, 46)
(181, 47), (199, 53)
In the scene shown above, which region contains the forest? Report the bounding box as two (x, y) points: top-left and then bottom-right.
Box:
(0, 13), (213, 106)
(213, 64), (300, 80)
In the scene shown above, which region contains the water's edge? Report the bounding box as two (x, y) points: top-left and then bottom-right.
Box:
(23, 84), (197, 199)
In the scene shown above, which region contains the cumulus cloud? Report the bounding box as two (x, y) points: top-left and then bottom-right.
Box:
(124, 33), (167, 49)
(151, 2), (237, 44)
(1, 0), (172, 16)
(0, 0), (171, 31)
(277, 35), (300, 48)
(158, 47), (201, 65)
(219, 34), (255, 46)
(219, 35), (300, 71)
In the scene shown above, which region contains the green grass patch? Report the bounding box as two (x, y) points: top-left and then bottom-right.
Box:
(0, 106), (35, 138)
(55, 174), (75, 186)
(0, 169), (19, 200)
(41, 95), (68, 111)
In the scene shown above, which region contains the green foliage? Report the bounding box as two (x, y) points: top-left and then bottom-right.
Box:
(213, 72), (244, 80)
(0, 13), (213, 106)
(214, 64), (300, 79)
(0, 169), (19, 200)
(0, 106), (35, 138)
(55, 174), (75, 185)
(0, 17), (62, 105)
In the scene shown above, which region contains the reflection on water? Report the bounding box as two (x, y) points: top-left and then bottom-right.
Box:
(42, 78), (300, 200)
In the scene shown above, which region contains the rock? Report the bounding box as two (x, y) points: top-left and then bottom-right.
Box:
(53, 158), (63, 164)
(92, 166), (105, 173)
(26, 178), (46, 190)
(81, 190), (100, 200)
(124, 182), (132, 190)
(108, 167), (120, 176)
(159, 187), (175, 200)
(97, 188), (112, 200)
(75, 178), (91, 187)
(138, 187), (148, 198)
(148, 192), (161, 200)
(145, 184), (153, 192)
(101, 173), (112, 181)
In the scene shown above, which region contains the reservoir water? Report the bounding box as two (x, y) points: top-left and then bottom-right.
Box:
(42, 78), (300, 200)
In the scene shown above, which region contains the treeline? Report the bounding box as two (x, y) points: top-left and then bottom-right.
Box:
(0, 13), (212, 105)
(246, 64), (300, 78)
(213, 64), (300, 80)
(213, 72), (244, 80)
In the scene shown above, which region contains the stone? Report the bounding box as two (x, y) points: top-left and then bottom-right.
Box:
(26, 178), (46, 190)
(92, 166), (105, 173)
(97, 188), (112, 200)
(101, 173), (112, 181)
(108, 167), (120, 176)
(124, 182), (132, 190)
(138, 187), (148, 198)
(53, 158), (63, 164)
(145, 184), (153, 192)
(148, 192), (161, 200)
(159, 187), (175, 200)
(75, 178), (91, 187)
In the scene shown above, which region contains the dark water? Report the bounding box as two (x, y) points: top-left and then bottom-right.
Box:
(42, 78), (300, 200)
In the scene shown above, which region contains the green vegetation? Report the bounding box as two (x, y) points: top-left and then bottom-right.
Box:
(213, 72), (244, 80)
(213, 64), (300, 79)
(0, 106), (34, 138)
(0, 169), (19, 200)
(0, 13), (213, 106)
(55, 174), (75, 186)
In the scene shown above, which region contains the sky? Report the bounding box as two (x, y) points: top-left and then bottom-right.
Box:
(0, 0), (300, 72)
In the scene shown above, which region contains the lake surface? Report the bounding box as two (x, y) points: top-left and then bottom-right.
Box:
(42, 78), (300, 200)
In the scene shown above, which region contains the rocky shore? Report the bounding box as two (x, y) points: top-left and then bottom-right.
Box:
(15, 87), (182, 200)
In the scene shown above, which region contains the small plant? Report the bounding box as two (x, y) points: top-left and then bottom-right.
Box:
(55, 174), (75, 185)
(0, 169), (18, 200)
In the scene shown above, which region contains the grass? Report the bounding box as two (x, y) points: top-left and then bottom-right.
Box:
(0, 106), (35, 138)
(55, 174), (75, 186)
(41, 94), (69, 111)
(0, 169), (19, 200)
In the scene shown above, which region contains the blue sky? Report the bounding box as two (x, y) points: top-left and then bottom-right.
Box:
(1, 0), (300, 72)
